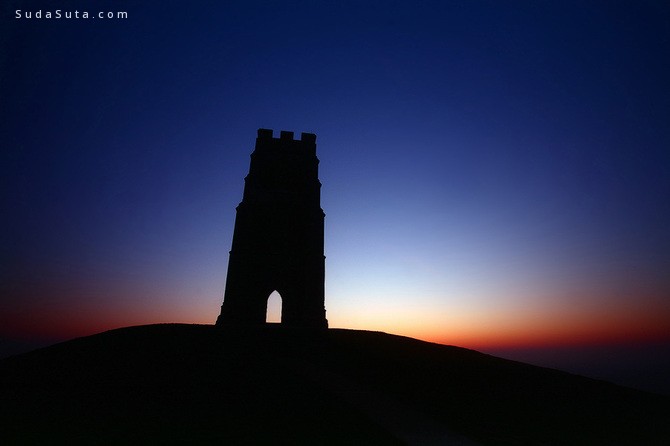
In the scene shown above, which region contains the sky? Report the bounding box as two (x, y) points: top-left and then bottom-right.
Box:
(2, 1), (670, 392)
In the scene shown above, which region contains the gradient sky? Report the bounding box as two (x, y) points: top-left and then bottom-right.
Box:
(2, 1), (670, 387)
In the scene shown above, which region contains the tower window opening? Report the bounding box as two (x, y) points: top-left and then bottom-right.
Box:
(266, 291), (282, 323)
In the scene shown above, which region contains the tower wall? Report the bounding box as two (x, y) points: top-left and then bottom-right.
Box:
(216, 129), (327, 328)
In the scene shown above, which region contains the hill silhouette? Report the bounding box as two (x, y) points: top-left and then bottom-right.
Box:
(1, 324), (668, 445)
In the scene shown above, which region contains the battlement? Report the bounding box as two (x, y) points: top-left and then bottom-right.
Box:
(257, 128), (317, 144)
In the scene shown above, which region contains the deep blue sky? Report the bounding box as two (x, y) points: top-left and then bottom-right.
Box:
(2, 1), (670, 389)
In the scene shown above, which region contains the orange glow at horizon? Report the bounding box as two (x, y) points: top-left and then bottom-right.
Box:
(5, 305), (670, 351)
(3, 277), (669, 353)
(0, 276), (220, 341)
(328, 289), (670, 351)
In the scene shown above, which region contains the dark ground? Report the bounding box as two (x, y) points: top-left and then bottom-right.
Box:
(1, 324), (669, 445)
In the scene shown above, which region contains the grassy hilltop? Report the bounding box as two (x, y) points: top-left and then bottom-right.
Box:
(1, 324), (669, 445)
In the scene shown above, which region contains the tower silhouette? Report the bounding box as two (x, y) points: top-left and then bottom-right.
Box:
(216, 129), (328, 328)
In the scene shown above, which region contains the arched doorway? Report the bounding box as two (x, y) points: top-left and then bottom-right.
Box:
(266, 290), (282, 323)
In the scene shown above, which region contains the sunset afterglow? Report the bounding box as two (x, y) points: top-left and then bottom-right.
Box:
(2, 2), (669, 393)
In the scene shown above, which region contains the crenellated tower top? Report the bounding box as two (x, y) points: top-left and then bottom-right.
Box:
(255, 129), (317, 155)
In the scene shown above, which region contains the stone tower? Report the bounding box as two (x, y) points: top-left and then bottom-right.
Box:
(216, 129), (328, 328)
